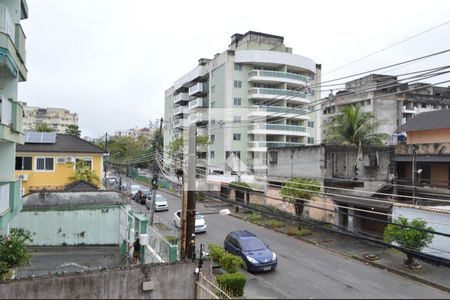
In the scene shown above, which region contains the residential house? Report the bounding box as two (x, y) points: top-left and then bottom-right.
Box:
(15, 132), (108, 195)
(394, 109), (450, 198)
(0, 0), (28, 234)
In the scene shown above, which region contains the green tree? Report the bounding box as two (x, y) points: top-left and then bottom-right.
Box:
(0, 228), (33, 280)
(384, 217), (434, 268)
(66, 124), (81, 137)
(69, 160), (100, 186)
(280, 178), (320, 218)
(325, 105), (389, 145)
(33, 123), (55, 132)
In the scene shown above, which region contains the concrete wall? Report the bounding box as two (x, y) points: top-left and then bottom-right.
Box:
(392, 206), (450, 259)
(308, 196), (335, 223)
(0, 262), (197, 299)
(11, 206), (121, 246)
(408, 129), (450, 144)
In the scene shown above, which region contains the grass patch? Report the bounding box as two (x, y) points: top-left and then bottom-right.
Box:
(287, 227), (312, 237)
(246, 213), (263, 224)
(265, 219), (286, 229)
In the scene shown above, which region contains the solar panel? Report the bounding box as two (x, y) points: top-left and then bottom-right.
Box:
(24, 132), (56, 144)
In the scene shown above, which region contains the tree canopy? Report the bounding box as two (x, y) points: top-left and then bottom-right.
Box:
(66, 124), (81, 137)
(33, 123), (55, 132)
(280, 178), (320, 217)
(325, 105), (389, 145)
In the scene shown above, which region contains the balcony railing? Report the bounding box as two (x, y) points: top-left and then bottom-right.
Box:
(15, 24), (26, 63)
(173, 106), (188, 115)
(249, 106), (309, 117)
(173, 93), (189, 104)
(189, 112), (207, 123)
(249, 123), (307, 133)
(173, 118), (188, 128)
(0, 180), (21, 217)
(0, 97), (23, 133)
(189, 82), (206, 96)
(0, 4), (14, 39)
(248, 70), (310, 83)
(248, 141), (305, 149)
(188, 97), (208, 109)
(248, 88), (308, 102)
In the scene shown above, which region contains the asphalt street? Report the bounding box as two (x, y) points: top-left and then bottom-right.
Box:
(129, 182), (450, 299)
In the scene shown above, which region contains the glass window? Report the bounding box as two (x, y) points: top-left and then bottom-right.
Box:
(15, 156), (32, 171)
(210, 151), (215, 159)
(36, 157), (54, 171)
(233, 98), (242, 106)
(75, 158), (92, 170)
(234, 63), (242, 71)
(210, 135), (215, 144)
(234, 80), (242, 88)
(240, 238), (266, 251)
(211, 85), (215, 94)
(233, 116), (241, 123)
(308, 121), (314, 128)
(233, 133), (241, 141)
(211, 101), (216, 108)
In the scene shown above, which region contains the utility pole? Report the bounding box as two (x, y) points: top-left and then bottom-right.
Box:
(180, 124), (197, 260)
(412, 145), (417, 205)
(104, 132), (108, 179)
(150, 118), (164, 225)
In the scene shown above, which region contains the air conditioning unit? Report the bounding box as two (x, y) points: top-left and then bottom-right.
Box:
(65, 156), (75, 163)
(18, 174), (28, 181)
(56, 157), (66, 164)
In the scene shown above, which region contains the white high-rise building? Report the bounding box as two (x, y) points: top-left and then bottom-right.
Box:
(164, 31), (322, 176)
(21, 103), (78, 133)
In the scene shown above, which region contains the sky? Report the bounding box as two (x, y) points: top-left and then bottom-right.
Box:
(20, 0), (450, 138)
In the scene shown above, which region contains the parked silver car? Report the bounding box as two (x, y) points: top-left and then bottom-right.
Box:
(146, 194), (169, 211)
(173, 210), (207, 233)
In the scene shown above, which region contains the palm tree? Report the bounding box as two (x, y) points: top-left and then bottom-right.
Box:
(325, 105), (389, 146)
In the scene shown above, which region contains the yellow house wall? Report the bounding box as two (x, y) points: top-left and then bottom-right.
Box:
(15, 152), (103, 194)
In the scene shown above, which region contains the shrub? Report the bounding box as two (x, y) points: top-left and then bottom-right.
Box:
(246, 213), (262, 224)
(287, 227), (311, 237)
(265, 219), (285, 229)
(220, 252), (245, 273)
(216, 272), (246, 298)
(195, 193), (205, 201)
(0, 228), (33, 280)
(208, 244), (226, 264)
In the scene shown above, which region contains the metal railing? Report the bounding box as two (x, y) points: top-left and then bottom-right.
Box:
(145, 225), (178, 263)
(248, 87), (307, 99)
(248, 141), (305, 148)
(249, 123), (307, 132)
(250, 105), (309, 115)
(196, 272), (231, 299)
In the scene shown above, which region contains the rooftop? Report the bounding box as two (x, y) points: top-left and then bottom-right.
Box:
(396, 109), (450, 133)
(16, 133), (108, 154)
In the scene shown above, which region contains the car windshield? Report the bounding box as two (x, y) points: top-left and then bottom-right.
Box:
(155, 195), (165, 202)
(195, 214), (204, 220)
(240, 237), (267, 251)
(131, 186), (140, 191)
(141, 190), (151, 196)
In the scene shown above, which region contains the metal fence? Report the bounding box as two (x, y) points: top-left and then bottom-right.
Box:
(196, 272), (231, 299)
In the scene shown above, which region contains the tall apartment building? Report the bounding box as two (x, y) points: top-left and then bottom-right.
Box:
(322, 74), (450, 140)
(0, 0), (28, 234)
(165, 31), (322, 175)
(21, 102), (79, 133)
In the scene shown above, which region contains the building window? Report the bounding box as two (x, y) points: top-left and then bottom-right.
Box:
(211, 85), (216, 94)
(234, 63), (242, 71)
(226, 151), (241, 159)
(211, 101), (216, 108)
(75, 158), (93, 170)
(211, 119), (216, 125)
(234, 80), (242, 88)
(36, 157), (54, 171)
(210, 135), (215, 144)
(307, 121), (314, 128)
(233, 98), (242, 106)
(15, 156), (32, 171)
(308, 137), (315, 144)
(210, 151), (215, 159)
(233, 133), (241, 141)
(421, 103), (427, 108)
(211, 69), (215, 78)
(233, 116), (241, 123)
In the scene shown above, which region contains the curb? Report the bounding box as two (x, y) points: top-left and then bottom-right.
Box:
(229, 212), (450, 294)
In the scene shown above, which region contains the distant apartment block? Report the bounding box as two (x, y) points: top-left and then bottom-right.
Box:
(165, 31), (322, 175)
(0, 0), (28, 234)
(322, 74), (450, 139)
(114, 127), (156, 140)
(21, 102), (78, 133)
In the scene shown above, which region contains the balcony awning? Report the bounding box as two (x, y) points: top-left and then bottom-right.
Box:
(394, 155), (450, 162)
(0, 48), (18, 78)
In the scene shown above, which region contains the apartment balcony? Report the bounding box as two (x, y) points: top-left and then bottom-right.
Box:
(0, 97), (24, 144)
(248, 141), (305, 152)
(248, 70), (309, 87)
(188, 97), (208, 110)
(0, 180), (22, 230)
(188, 112), (208, 124)
(248, 106), (310, 120)
(15, 24), (26, 64)
(402, 106), (417, 114)
(173, 106), (188, 116)
(248, 123), (309, 137)
(173, 118), (188, 129)
(173, 92), (189, 104)
(188, 82), (206, 97)
(248, 88), (309, 104)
